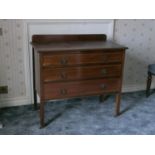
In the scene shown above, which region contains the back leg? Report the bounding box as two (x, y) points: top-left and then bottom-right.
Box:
(146, 72), (152, 97)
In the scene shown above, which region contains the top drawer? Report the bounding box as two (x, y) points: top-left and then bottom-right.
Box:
(42, 51), (124, 67)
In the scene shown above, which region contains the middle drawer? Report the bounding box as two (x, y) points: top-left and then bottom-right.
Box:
(43, 64), (122, 82)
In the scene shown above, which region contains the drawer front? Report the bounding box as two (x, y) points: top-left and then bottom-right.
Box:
(42, 51), (123, 67)
(43, 64), (122, 82)
(43, 78), (121, 100)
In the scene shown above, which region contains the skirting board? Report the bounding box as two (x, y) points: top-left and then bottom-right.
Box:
(0, 96), (31, 108)
(122, 81), (155, 93)
(0, 82), (155, 108)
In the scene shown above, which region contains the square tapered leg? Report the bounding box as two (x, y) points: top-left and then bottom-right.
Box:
(146, 72), (152, 97)
(115, 93), (121, 116)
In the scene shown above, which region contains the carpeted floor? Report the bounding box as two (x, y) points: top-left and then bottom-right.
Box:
(0, 91), (155, 135)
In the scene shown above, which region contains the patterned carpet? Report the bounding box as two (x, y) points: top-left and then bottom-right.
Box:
(0, 91), (155, 135)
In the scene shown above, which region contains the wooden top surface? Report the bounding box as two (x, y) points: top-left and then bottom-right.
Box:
(31, 41), (127, 52)
(31, 34), (128, 52)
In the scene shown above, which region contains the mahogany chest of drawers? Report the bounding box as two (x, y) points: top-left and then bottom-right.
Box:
(31, 34), (127, 128)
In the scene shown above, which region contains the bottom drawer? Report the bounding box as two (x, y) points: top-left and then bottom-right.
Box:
(43, 78), (121, 100)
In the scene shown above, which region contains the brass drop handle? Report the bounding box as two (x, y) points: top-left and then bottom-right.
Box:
(60, 72), (67, 79)
(60, 88), (67, 95)
(101, 69), (107, 75)
(100, 84), (106, 89)
(60, 57), (68, 65)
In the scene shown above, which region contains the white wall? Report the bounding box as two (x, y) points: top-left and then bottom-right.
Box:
(114, 19), (155, 91)
(0, 19), (155, 107)
(0, 19), (31, 107)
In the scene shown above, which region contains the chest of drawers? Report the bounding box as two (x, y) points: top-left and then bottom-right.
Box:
(31, 34), (127, 128)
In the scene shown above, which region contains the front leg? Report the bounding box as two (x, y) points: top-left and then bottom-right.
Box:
(40, 101), (45, 128)
(115, 93), (121, 116)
